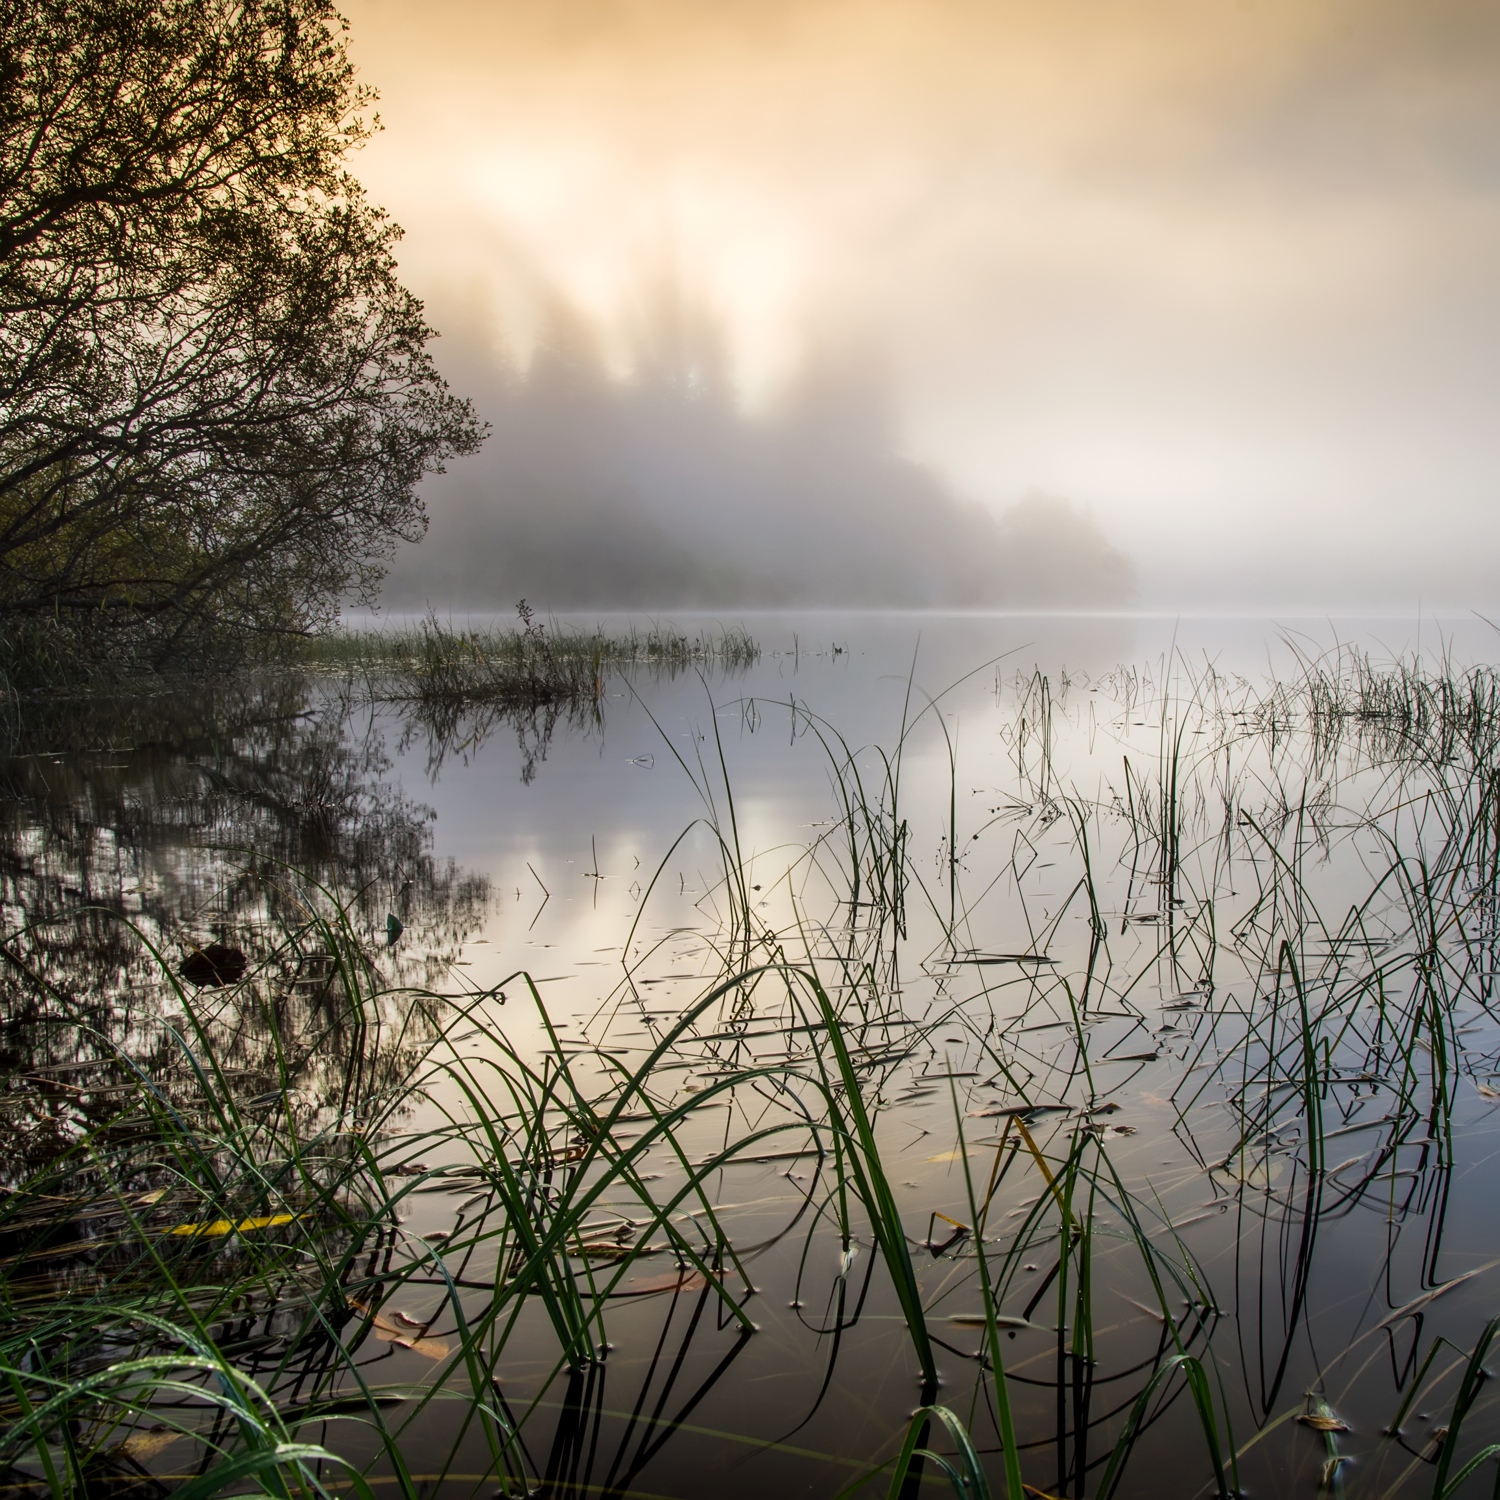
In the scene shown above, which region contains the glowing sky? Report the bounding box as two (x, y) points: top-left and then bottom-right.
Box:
(344, 0), (1500, 607)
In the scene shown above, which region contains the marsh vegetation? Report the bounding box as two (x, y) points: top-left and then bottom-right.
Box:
(4, 626), (1500, 1498)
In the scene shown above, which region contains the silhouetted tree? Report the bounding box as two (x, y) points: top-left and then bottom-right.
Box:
(0, 0), (482, 662)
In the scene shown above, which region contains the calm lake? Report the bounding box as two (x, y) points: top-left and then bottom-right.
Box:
(6, 610), (1499, 1500)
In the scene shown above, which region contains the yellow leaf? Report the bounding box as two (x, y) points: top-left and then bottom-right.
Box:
(166, 1213), (299, 1238)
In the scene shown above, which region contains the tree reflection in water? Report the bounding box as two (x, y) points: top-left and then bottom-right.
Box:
(0, 674), (496, 1178)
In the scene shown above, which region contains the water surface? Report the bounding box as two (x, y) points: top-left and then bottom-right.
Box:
(6, 610), (1498, 1499)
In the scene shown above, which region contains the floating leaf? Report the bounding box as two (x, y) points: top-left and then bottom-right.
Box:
(166, 1213), (300, 1238)
(617, 1270), (712, 1296)
(347, 1299), (450, 1360)
(572, 1241), (631, 1260)
(1298, 1413), (1350, 1433)
(948, 1312), (1045, 1330)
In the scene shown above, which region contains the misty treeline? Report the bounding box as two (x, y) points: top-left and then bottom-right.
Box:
(385, 290), (1136, 611)
(0, 0), (480, 679)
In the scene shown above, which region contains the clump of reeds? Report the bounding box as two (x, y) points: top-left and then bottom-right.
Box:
(304, 603), (760, 710)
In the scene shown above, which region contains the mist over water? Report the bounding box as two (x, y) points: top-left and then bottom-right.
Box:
(382, 295), (1136, 612)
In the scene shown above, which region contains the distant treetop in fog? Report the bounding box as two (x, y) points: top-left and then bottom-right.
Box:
(382, 297), (1136, 611)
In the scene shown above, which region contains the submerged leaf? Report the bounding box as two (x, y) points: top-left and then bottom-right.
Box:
(617, 1270), (712, 1296)
(118, 1429), (184, 1461)
(947, 1312), (1043, 1329)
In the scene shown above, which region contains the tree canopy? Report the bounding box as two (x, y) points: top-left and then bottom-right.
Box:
(0, 0), (482, 663)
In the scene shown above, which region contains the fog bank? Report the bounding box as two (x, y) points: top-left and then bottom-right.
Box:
(382, 300), (1135, 611)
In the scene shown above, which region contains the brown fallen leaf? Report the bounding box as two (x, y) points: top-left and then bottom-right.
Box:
(347, 1299), (450, 1360)
(572, 1241), (632, 1260)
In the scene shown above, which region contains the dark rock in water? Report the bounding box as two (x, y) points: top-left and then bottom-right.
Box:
(180, 943), (248, 987)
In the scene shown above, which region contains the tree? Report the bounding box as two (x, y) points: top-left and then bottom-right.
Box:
(0, 0), (482, 662)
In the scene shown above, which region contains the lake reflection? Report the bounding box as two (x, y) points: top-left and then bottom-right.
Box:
(5, 611), (1499, 1499)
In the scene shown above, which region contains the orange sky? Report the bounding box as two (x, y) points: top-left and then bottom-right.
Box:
(343, 0), (1500, 606)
